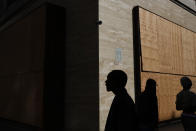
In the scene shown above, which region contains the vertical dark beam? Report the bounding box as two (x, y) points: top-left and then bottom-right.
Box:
(44, 4), (65, 131)
(132, 6), (142, 104)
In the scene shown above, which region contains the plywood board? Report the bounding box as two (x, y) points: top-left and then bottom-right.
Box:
(156, 16), (173, 74)
(136, 7), (196, 122)
(170, 24), (183, 74)
(141, 72), (196, 121)
(139, 8), (159, 72)
(139, 8), (196, 76)
(181, 28), (196, 75)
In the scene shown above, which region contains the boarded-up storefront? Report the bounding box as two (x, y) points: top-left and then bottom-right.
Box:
(133, 7), (196, 121)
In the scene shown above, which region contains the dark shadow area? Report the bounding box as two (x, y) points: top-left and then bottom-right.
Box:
(0, 3), (65, 131)
(43, 3), (65, 131)
(0, 117), (40, 131)
(0, 0), (99, 130)
(158, 122), (184, 131)
(137, 79), (158, 131)
(132, 6), (142, 103)
(105, 70), (138, 131)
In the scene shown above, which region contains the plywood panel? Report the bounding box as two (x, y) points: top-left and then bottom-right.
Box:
(157, 16), (173, 73)
(181, 28), (195, 75)
(139, 8), (159, 72)
(139, 8), (196, 122)
(141, 72), (196, 121)
(170, 24), (183, 74)
(139, 8), (196, 76)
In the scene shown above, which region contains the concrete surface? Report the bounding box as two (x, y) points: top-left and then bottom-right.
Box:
(159, 122), (184, 131)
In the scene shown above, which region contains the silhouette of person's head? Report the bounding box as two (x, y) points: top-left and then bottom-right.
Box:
(105, 70), (127, 93)
(144, 79), (157, 96)
(180, 77), (192, 90)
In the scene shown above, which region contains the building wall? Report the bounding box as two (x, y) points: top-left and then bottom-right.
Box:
(0, 0), (99, 130)
(48, 0), (99, 130)
(0, 6), (46, 127)
(0, 0), (196, 130)
(99, 0), (196, 131)
(177, 0), (196, 11)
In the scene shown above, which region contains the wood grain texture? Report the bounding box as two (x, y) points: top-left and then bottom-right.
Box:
(139, 8), (196, 76)
(181, 28), (195, 75)
(141, 72), (196, 121)
(170, 24), (183, 75)
(157, 16), (173, 74)
(139, 8), (159, 72)
(139, 8), (196, 121)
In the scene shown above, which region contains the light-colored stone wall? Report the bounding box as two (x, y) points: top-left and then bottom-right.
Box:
(178, 0), (196, 11)
(99, 0), (196, 130)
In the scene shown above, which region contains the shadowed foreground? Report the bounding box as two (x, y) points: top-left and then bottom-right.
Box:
(159, 122), (184, 131)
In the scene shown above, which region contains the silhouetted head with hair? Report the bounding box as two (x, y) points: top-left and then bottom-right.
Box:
(180, 77), (192, 90)
(144, 79), (157, 96)
(105, 70), (127, 94)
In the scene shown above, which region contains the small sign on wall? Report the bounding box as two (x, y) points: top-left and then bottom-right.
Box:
(114, 48), (122, 65)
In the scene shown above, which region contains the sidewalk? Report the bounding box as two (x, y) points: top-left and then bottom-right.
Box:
(159, 122), (184, 131)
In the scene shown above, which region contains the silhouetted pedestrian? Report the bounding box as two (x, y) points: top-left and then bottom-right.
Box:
(176, 77), (196, 131)
(137, 79), (158, 131)
(105, 70), (138, 131)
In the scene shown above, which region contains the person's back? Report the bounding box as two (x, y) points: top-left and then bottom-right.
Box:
(176, 90), (196, 113)
(138, 92), (158, 127)
(105, 90), (137, 131)
(137, 79), (158, 131)
(176, 77), (196, 131)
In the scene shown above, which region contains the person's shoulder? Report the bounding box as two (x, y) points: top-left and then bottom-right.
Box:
(123, 93), (134, 104)
(178, 90), (196, 98)
(189, 90), (195, 93)
(124, 93), (134, 101)
(188, 90), (196, 96)
(177, 90), (184, 96)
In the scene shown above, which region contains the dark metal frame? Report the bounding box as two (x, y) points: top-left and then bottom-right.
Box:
(132, 6), (142, 104)
(170, 0), (196, 16)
